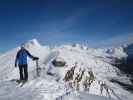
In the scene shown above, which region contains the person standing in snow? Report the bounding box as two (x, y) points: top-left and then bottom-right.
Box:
(15, 44), (39, 82)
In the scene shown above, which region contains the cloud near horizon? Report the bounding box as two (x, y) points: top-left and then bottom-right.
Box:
(97, 33), (133, 47)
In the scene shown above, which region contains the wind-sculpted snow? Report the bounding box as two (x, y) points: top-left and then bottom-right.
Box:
(0, 39), (132, 100)
(56, 92), (115, 100)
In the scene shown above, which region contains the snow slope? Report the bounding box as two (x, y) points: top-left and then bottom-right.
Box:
(0, 39), (132, 100)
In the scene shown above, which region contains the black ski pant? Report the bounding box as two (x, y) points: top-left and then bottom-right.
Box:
(19, 64), (28, 81)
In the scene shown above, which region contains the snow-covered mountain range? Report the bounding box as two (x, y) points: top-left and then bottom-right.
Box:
(0, 39), (132, 100)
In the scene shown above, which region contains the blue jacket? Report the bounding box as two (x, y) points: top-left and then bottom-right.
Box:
(15, 48), (34, 65)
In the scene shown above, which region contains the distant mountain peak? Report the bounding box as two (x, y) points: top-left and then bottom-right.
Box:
(24, 38), (41, 49)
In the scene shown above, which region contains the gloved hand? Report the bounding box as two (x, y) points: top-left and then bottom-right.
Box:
(33, 57), (39, 60)
(15, 63), (17, 67)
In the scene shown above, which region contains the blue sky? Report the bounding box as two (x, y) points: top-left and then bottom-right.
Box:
(0, 0), (133, 52)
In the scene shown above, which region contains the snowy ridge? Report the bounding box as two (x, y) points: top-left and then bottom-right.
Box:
(0, 39), (132, 100)
(24, 38), (41, 48)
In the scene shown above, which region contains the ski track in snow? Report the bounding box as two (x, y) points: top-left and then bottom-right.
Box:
(0, 39), (132, 100)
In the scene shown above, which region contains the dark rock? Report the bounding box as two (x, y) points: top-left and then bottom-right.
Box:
(52, 57), (66, 67)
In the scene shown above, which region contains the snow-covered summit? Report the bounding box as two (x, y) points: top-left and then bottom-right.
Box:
(0, 39), (132, 100)
(23, 38), (42, 49)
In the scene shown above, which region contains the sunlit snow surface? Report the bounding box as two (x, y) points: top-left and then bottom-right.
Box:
(0, 39), (132, 100)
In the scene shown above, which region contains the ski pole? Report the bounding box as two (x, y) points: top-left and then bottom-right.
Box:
(36, 59), (40, 77)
